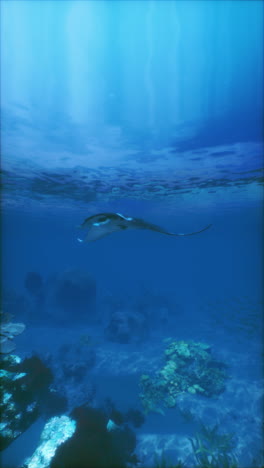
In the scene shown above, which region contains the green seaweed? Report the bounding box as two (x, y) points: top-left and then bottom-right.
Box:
(150, 424), (238, 468)
(189, 423), (238, 468)
(153, 451), (186, 468)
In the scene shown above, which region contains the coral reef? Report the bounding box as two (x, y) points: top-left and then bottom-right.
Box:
(0, 354), (67, 451)
(48, 406), (137, 468)
(139, 340), (228, 414)
(53, 341), (96, 382)
(22, 416), (76, 468)
(0, 353), (39, 450)
(21, 401), (141, 467)
(44, 340), (96, 410)
(0, 311), (25, 354)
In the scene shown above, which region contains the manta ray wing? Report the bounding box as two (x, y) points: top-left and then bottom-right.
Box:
(83, 223), (121, 242)
(79, 214), (129, 242)
(78, 213), (114, 230)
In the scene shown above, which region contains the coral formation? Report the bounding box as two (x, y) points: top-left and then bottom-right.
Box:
(23, 416), (76, 468)
(21, 401), (141, 467)
(49, 406), (137, 468)
(139, 340), (228, 414)
(0, 354), (67, 450)
(0, 312), (25, 354)
(57, 342), (96, 381)
(43, 340), (96, 410)
(0, 354), (38, 450)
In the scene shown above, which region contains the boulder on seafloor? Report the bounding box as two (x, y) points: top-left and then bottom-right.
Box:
(104, 309), (148, 344)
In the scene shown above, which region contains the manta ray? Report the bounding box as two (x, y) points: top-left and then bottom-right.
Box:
(77, 212), (212, 242)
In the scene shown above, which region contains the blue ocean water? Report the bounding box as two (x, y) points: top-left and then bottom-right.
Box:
(1, 1), (263, 467)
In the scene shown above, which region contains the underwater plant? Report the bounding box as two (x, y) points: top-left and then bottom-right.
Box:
(153, 451), (186, 468)
(146, 423), (238, 468)
(188, 423), (238, 468)
(139, 340), (228, 414)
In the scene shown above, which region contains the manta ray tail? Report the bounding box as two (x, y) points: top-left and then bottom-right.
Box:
(136, 218), (212, 237)
(168, 223), (213, 236)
